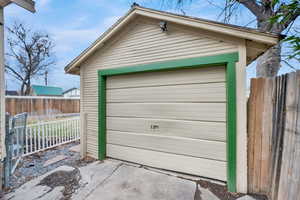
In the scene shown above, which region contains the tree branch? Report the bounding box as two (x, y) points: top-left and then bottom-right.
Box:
(5, 65), (24, 82)
(280, 6), (300, 31)
(236, 0), (265, 19)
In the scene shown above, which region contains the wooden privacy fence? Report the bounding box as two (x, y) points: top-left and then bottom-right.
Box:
(248, 71), (300, 200)
(5, 96), (80, 116)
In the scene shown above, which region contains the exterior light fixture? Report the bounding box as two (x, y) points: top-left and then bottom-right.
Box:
(159, 21), (168, 32)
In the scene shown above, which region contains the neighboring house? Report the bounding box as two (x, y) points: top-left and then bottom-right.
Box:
(65, 5), (280, 193)
(63, 87), (80, 97)
(30, 85), (63, 96)
(5, 90), (18, 96)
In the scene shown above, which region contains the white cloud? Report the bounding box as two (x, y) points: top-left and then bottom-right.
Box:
(49, 13), (124, 56)
(103, 15), (121, 28)
(36, 0), (52, 11)
(49, 25), (103, 55)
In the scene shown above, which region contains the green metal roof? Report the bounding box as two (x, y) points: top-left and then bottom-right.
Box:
(31, 85), (63, 96)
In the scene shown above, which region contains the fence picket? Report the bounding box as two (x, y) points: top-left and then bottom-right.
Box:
(74, 120), (77, 139)
(72, 120), (75, 140)
(78, 119), (80, 139)
(64, 120), (67, 142)
(21, 127), (24, 155)
(55, 121), (58, 145)
(50, 123), (53, 146)
(25, 128), (28, 154)
(47, 124), (53, 146)
(38, 122), (41, 151)
(66, 121), (70, 140)
(69, 120), (72, 141)
(66, 121), (68, 141)
(42, 124), (45, 149)
(34, 126), (37, 153)
(15, 128), (19, 157)
(57, 121), (61, 144)
(29, 127), (33, 153)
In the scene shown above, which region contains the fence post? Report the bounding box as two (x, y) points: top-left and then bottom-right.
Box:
(80, 112), (87, 158)
(3, 113), (11, 188)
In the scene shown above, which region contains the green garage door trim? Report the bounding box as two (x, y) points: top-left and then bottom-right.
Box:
(98, 52), (238, 192)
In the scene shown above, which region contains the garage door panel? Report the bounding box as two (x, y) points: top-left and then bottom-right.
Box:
(107, 117), (226, 141)
(107, 103), (226, 122)
(107, 131), (226, 161)
(107, 66), (225, 89)
(107, 144), (227, 181)
(107, 82), (226, 103)
(106, 66), (227, 181)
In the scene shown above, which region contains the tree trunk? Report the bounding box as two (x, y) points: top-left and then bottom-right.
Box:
(25, 79), (31, 95)
(256, 43), (281, 77)
(256, 19), (282, 77)
(20, 82), (26, 95)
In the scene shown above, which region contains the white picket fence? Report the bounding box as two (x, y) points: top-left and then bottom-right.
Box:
(12, 116), (80, 158)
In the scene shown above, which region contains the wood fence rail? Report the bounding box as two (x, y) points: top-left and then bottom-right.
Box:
(5, 96), (80, 116)
(248, 71), (300, 200)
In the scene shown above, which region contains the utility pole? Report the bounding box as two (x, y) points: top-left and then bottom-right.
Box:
(45, 71), (48, 86)
(0, 0), (35, 189)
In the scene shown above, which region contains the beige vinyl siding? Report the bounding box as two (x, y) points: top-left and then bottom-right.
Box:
(81, 16), (238, 158)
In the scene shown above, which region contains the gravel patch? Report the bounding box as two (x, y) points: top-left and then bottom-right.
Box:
(38, 168), (81, 200)
(7, 141), (95, 191)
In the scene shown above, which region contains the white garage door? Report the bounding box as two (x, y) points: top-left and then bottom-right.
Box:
(106, 66), (227, 181)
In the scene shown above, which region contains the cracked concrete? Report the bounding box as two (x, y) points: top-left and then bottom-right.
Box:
(4, 160), (260, 200)
(5, 166), (74, 200)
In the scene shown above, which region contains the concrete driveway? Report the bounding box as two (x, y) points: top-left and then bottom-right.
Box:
(5, 160), (255, 200)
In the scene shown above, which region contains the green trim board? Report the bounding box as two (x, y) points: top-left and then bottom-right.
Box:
(98, 52), (238, 192)
(98, 75), (106, 160)
(226, 61), (237, 192)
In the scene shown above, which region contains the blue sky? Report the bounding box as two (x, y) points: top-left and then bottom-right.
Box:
(4, 0), (299, 91)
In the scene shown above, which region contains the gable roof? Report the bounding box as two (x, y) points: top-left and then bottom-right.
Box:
(31, 85), (63, 96)
(65, 5), (281, 75)
(63, 87), (79, 94)
(0, 0), (35, 12)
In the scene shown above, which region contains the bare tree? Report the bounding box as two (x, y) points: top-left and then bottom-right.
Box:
(159, 0), (300, 77)
(5, 21), (55, 95)
(224, 0), (299, 77)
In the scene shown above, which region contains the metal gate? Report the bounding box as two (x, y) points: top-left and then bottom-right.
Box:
(4, 113), (28, 188)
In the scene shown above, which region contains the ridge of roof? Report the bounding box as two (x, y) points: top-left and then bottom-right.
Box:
(63, 87), (79, 94)
(65, 5), (281, 74)
(31, 84), (62, 89)
(137, 6), (281, 37)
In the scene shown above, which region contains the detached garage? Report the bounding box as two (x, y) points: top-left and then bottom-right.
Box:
(65, 5), (279, 193)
